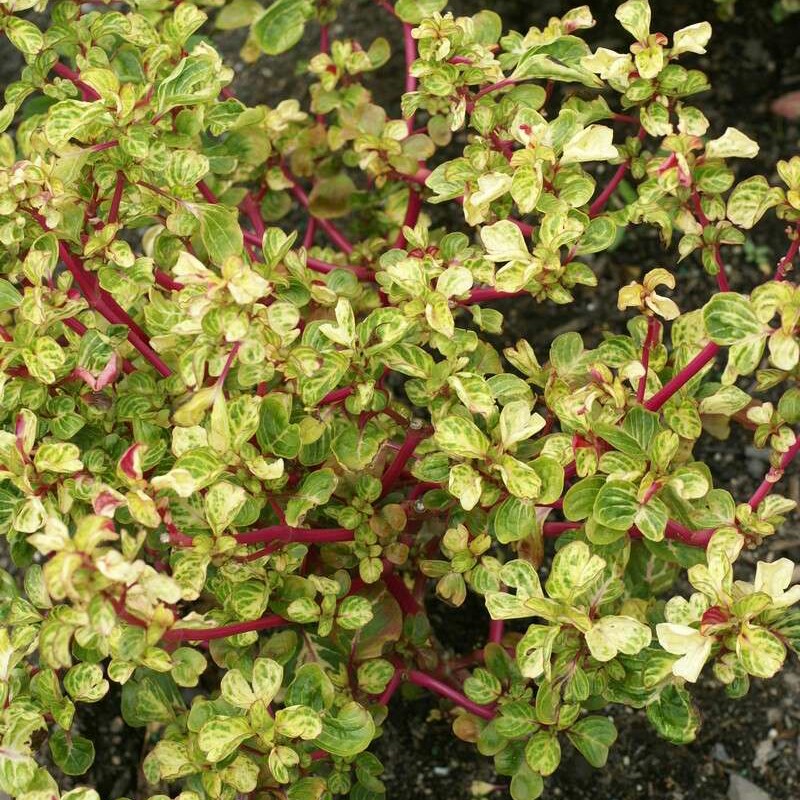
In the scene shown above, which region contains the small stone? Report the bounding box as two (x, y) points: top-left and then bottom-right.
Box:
(728, 773), (772, 800)
(752, 738), (776, 769)
(712, 742), (732, 763)
(432, 766), (450, 777)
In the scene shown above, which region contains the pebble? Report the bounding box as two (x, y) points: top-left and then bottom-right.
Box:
(728, 774), (772, 800)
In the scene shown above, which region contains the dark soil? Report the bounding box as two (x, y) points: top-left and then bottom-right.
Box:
(1, 1), (799, 798)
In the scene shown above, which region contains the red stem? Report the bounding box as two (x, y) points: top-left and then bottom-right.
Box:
(406, 670), (494, 720)
(589, 161), (630, 218)
(644, 342), (720, 412)
(775, 226), (800, 281)
(377, 668), (402, 705)
(108, 171), (125, 224)
(748, 435), (800, 509)
(487, 619), (504, 644)
(380, 428), (427, 497)
(637, 317), (660, 403)
(383, 571), (422, 616)
(235, 525), (353, 546)
(52, 62), (101, 102)
(164, 614), (287, 642)
(284, 170), (354, 254)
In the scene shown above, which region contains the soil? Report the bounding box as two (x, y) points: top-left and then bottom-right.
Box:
(1, 0), (800, 798)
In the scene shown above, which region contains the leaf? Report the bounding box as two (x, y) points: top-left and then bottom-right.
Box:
(285, 468), (337, 526)
(525, 729), (561, 776)
(34, 442), (83, 474)
(726, 176), (783, 229)
(511, 52), (603, 89)
(198, 715), (252, 762)
(566, 716), (617, 768)
(253, 0), (313, 55)
(615, 0), (651, 41)
(49, 729), (95, 776)
(481, 220), (530, 262)
(0, 278), (22, 312)
(561, 125), (619, 164)
(706, 127), (759, 160)
(592, 480), (638, 530)
(5, 17), (43, 57)
(645, 684), (699, 744)
(394, 0), (447, 23)
(433, 416), (490, 460)
(312, 701), (375, 757)
(737, 624), (786, 678)
(672, 22), (712, 55)
(276, 705), (323, 739)
(190, 203), (244, 264)
(703, 293), (762, 345)
(585, 616), (652, 662)
(205, 481), (247, 535)
(545, 541), (605, 603)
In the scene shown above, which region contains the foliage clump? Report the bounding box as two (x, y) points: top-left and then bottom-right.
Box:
(1, 0), (800, 798)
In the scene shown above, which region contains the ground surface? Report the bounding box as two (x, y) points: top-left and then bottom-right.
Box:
(2, 1), (800, 798)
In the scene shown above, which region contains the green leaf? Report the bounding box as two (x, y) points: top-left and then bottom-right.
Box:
(285, 468), (337, 526)
(561, 125), (618, 164)
(205, 481), (247, 535)
(190, 203), (244, 265)
(253, 0), (314, 55)
(703, 293), (762, 345)
(737, 624), (786, 678)
(525, 729), (562, 776)
(546, 541), (605, 603)
(726, 176), (783, 229)
(592, 480), (638, 530)
(0, 278), (22, 312)
(34, 442), (83, 474)
(198, 715), (252, 762)
(49, 729), (95, 776)
(645, 684), (699, 744)
(394, 0), (447, 23)
(585, 615), (652, 662)
(566, 716), (617, 768)
(312, 701), (375, 757)
(615, 0), (651, 41)
(275, 705), (323, 740)
(433, 416), (490, 459)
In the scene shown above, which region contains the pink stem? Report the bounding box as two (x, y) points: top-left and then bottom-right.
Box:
(319, 386), (354, 405)
(464, 287), (526, 305)
(403, 22), (417, 133)
(164, 614), (288, 642)
(284, 171), (354, 254)
(394, 186), (422, 249)
(637, 317), (660, 403)
(378, 669), (402, 705)
(775, 226), (800, 281)
(589, 161), (630, 218)
(748, 435), (800, 509)
(234, 526), (353, 546)
(644, 342), (720, 412)
(380, 428), (427, 497)
(384, 572), (422, 616)
(406, 670), (494, 720)
(196, 181), (218, 204)
(108, 171), (125, 224)
(52, 62), (100, 101)
(487, 619), (504, 644)
(473, 79), (518, 103)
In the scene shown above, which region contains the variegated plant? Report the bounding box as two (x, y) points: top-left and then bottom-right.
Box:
(1, 0), (800, 799)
